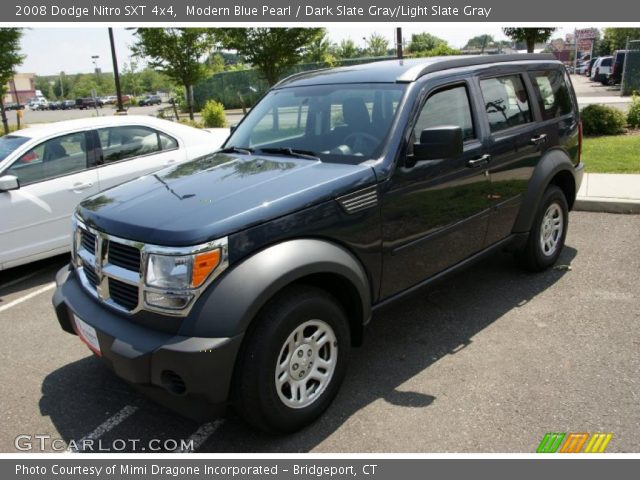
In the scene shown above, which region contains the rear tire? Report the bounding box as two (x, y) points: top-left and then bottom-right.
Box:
(232, 285), (350, 433)
(517, 185), (569, 272)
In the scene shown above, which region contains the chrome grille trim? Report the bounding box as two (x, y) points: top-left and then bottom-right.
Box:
(73, 216), (228, 317)
(337, 186), (379, 214)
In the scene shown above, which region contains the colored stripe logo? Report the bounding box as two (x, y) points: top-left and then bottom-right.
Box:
(537, 432), (613, 453)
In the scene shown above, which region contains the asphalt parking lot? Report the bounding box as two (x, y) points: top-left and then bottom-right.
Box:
(0, 212), (638, 453)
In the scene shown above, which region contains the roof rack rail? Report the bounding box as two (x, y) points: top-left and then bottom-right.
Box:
(395, 53), (558, 82)
(274, 67), (333, 88)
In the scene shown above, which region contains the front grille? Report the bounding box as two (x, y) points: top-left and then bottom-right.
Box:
(108, 242), (141, 272)
(108, 278), (139, 311)
(84, 265), (99, 287)
(81, 229), (96, 253)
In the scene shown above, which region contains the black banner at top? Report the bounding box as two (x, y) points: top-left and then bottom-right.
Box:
(4, 0), (640, 22)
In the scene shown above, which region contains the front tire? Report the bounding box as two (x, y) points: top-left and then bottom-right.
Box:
(517, 185), (569, 271)
(232, 285), (350, 433)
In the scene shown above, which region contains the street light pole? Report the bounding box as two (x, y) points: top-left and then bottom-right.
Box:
(108, 28), (126, 113)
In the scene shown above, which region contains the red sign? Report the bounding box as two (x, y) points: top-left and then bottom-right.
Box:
(575, 28), (598, 40)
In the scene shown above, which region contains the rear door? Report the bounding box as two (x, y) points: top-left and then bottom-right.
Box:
(477, 71), (543, 245)
(0, 131), (99, 267)
(94, 125), (186, 190)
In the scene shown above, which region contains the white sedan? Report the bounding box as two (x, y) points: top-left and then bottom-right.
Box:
(0, 116), (229, 270)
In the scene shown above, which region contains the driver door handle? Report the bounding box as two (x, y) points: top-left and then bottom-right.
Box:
(69, 182), (94, 192)
(467, 154), (491, 168)
(530, 133), (548, 145)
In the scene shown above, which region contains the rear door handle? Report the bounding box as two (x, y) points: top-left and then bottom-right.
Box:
(69, 182), (94, 192)
(467, 154), (491, 168)
(530, 134), (548, 145)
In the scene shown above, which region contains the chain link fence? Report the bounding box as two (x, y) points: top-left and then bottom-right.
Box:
(193, 56), (393, 110)
(621, 39), (640, 96)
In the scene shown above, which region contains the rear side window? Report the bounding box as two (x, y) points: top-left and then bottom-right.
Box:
(415, 85), (475, 141)
(480, 75), (532, 133)
(531, 70), (573, 120)
(97, 126), (173, 164)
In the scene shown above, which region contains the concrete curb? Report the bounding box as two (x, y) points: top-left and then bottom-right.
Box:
(574, 198), (640, 214)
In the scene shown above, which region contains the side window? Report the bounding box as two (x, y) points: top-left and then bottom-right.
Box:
(159, 132), (178, 150)
(414, 85), (475, 142)
(480, 75), (532, 132)
(531, 70), (573, 120)
(97, 126), (162, 163)
(6, 132), (87, 185)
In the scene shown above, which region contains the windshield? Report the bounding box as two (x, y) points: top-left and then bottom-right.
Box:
(225, 83), (406, 164)
(0, 135), (29, 162)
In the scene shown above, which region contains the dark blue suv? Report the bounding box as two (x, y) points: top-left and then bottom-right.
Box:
(53, 54), (584, 432)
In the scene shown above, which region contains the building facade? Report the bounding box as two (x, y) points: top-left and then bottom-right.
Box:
(3, 73), (36, 105)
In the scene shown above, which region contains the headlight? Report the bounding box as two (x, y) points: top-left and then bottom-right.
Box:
(144, 248), (223, 310)
(146, 254), (192, 289)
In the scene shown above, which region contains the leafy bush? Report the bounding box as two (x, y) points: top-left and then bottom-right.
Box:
(201, 100), (227, 128)
(178, 118), (204, 129)
(627, 93), (640, 128)
(581, 104), (626, 136)
(412, 44), (461, 57)
(0, 124), (28, 137)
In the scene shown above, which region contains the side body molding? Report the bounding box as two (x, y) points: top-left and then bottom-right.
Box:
(180, 239), (372, 339)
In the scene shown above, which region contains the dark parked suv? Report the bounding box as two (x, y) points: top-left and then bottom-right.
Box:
(53, 54), (584, 432)
(139, 94), (162, 106)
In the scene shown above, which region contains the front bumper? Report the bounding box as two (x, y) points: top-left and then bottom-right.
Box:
(52, 265), (243, 421)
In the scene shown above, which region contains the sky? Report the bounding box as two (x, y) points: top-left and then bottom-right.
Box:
(18, 25), (582, 76)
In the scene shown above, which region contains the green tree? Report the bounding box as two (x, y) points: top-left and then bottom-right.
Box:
(365, 33), (389, 57)
(0, 28), (24, 134)
(407, 33), (448, 53)
(120, 61), (143, 96)
(215, 28), (325, 85)
(204, 53), (226, 76)
(464, 34), (495, 51)
(52, 73), (72, 99)
(35, 76), (54, 98)
(413, 43), (460, 57)
(132, 28), (217, 119)
(304, 33), (335, 66)
(601, 28), (640, 52)
(69, 74), (100, 98)
(502, 28), (556, 53)
(334, 39), (360, 59)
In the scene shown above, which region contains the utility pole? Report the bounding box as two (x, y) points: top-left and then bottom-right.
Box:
(109, 28), (126, 113)
(396, 27), (403, 59)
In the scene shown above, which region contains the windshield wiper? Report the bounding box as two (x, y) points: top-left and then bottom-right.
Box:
(257, 147), (320, 161)
(216, 146), (254, 155)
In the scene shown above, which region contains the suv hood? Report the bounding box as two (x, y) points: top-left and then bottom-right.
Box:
(78, 152), (376, 246)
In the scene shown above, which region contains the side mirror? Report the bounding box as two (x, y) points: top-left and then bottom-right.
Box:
(230, 124), (238, 134)
(0, 175), (20, 192)
(412, 126), (463, 161)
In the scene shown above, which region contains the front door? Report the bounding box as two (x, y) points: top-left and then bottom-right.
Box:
(0, 131), (99, 267)
(380, 81), (492, 299)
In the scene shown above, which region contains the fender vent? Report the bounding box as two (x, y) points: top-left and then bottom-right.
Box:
(337, 186), (379, 214)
